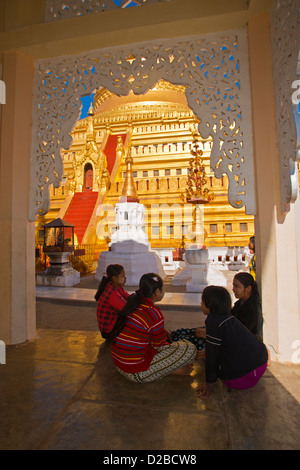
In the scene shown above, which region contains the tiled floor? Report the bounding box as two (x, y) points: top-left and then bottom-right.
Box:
(1, 324), (300, 451)
(1, 274), (300, 451)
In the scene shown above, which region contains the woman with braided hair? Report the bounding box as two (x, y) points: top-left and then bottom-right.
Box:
(110, 273), (197, 383)
(196, 285), (268, 400)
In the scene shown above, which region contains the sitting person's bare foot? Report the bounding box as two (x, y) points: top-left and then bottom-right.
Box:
(196, 350), (205, 360)
(165, 329), (173, 343)
(171, 364), (193, 376)
(195, 328), (206, 339)
(267, 347), (271, 366)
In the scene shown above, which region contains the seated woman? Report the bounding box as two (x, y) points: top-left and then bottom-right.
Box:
(172, 271), (263, 353)
(232, 272), (263, 338)
(95, 264), (129, 340)
(109, 273), (197, 383)
(196, 285), (269, 399)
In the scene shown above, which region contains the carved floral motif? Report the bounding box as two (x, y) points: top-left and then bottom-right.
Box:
(270, 0), (300, 211)
(45, 0), (170, 22)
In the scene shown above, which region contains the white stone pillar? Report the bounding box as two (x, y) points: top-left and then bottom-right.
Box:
(248, 12), (300, 363)
(0, 51), (36, 345)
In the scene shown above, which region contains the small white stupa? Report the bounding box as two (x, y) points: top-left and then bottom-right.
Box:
(95, 147), (165, 285)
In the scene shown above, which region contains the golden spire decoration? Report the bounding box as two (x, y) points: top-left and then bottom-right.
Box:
(186, 138), (214, 204)
(86, 104), (95, 141)
(120, 145), (139, 203)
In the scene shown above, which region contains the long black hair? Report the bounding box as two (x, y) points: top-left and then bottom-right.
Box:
(108, 273), (163, 340)
(95, 264), (124, 301)
(234, 272), (261, 305)
(202, 285), (232, 315)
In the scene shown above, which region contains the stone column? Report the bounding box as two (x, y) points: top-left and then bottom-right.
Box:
(0, 51), (36, 345)
(248, 12), (300, 363)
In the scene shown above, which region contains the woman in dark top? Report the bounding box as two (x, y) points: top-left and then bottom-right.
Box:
(196, 285), (268, 400)
(232, 272), (263, 338)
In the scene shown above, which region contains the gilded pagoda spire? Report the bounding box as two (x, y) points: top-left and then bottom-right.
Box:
(120, 145), (139, 203)
(86, 104), (95, 141)
(186, 137), (214, 204)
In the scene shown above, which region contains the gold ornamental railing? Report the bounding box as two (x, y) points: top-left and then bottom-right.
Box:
(35, 244), (103, 275)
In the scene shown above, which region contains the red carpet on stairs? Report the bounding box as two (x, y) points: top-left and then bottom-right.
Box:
(104, 134), (126, 175)
(64, 191), (98, 243)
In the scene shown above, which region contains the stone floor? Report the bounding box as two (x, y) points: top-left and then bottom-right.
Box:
(1, 274), (300, 452)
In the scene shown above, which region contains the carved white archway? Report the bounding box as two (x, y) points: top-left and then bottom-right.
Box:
(30, 28), (256, 221)
(270, 0), (300, 212)
(45, 0), (171, 21)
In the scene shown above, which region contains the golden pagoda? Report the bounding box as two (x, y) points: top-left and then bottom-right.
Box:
(35, 80), (255, 264)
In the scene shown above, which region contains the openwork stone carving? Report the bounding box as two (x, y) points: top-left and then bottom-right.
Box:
(30, 29), (255, 220)
(45, 0), (170, 22)
(270, 0), (300, 212)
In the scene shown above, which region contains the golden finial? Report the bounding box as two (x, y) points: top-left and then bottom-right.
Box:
(120, 145), (139, 203)
(86, 104), (95, 141)
(186, 138), (214, 204)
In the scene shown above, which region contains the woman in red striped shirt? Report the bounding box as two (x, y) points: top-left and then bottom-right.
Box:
(109, 273), (197, 383)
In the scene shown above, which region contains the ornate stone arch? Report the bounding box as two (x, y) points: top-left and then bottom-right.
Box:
(270, 0), (300, 212)
(30, 28), (256, 221)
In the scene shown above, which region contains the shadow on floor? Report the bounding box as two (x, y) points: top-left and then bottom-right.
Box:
(1, 320), (300, 451)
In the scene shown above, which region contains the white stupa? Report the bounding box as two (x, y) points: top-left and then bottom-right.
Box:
(95, 148), (165, 285)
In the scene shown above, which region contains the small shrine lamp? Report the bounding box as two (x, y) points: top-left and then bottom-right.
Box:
(42, 218), (75, 252)
(37, 218), (80, 287)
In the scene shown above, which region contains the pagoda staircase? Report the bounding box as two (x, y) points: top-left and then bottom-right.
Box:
(104, 133), (127, 180)
(61, 131), (131, 244)
(64, 190), (98, 244)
